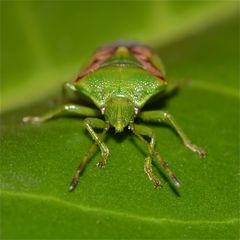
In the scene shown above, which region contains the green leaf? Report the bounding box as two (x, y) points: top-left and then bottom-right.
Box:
(1, 3), (239, 240)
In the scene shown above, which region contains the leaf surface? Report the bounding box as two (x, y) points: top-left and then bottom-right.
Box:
(0, 3), (239, 240)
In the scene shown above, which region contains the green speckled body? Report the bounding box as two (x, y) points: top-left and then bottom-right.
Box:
(76, 66), (165, 108)
(74, 44), (167, 108)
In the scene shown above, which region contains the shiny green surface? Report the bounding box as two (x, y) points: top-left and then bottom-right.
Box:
(76, 66), (165, 108)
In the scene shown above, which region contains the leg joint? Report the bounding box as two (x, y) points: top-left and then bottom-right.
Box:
(63, 104), (77, 111)
(163, 111), (170, 120)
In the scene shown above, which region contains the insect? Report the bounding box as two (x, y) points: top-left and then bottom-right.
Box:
(23, 42), (206, 191)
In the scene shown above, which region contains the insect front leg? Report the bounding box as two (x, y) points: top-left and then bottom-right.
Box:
(132, 125), (161, 188)
(130, 124), (180, 188)
(84, 118), (110, 169)
(22, 104), (100, 123)
(69, 126), (109, 192)
(144, 156), (161, 188)
(139, 110), (207, 158)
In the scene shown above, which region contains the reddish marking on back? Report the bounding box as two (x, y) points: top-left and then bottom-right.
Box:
(129, 46), (167, 84)
(75, 46), (117, 82)
(75, 43), (167, 84)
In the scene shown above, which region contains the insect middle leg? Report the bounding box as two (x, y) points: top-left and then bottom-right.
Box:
(139, 110), (206, 158)
(130, 124), (180, 188)
(22, 104), (100, 123)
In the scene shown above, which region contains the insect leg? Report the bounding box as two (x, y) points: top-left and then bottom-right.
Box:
(130, 124), (180, 188)
(132, 124), (162, 188)
(22, 104), (100, 123)
(62, 82), (78, 99)
(69, 127), (108, 192)
(139, 110), (206, 158)
(144, 156), (162, 188)
(84, 118), (110, 169)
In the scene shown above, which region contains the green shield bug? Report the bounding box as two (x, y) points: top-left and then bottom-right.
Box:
(23, 42), (206, 191)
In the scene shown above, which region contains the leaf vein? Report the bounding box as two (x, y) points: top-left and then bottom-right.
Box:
(1, 190), (238, 226)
